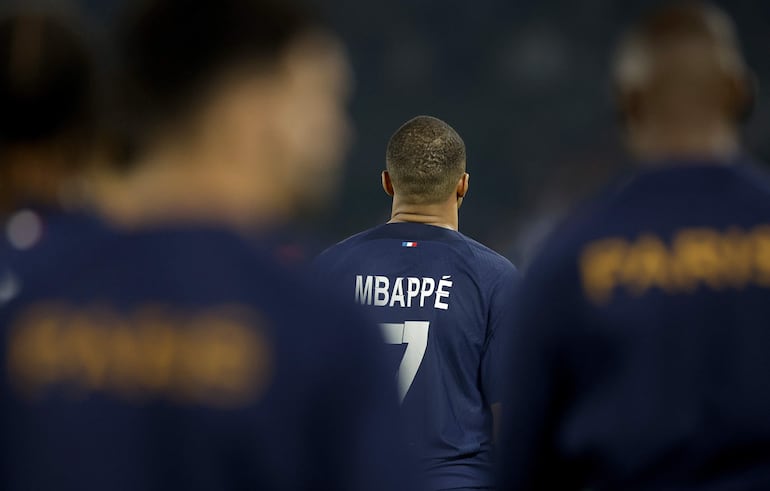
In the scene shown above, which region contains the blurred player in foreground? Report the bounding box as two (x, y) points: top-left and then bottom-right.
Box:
(91, 0), (352, 265)
(316, 116), (518, 490)
(95, 1), (352, 235)
(0, 2), (414, 490)
(498, 3), (770, 490)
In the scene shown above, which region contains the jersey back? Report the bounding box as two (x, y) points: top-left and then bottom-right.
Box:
(316, 222), (518, 490)
(500, 160), (770, 491)
(1, 211), (413, 491)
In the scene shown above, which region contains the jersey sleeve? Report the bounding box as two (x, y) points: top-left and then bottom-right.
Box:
(480, 265), (520, 405)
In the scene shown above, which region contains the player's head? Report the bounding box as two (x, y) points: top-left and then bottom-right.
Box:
(0, 10), (95, 211)
(275, 31), (352, 211)
(383, 116), (468, 207)
(613, 2), (752, 160)
(116, 0), (351, 226)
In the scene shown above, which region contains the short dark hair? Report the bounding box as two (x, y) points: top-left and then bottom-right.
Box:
(119, 0), (319, 146)
(385, 116), (466, 204)
(0, 12), (93, 145)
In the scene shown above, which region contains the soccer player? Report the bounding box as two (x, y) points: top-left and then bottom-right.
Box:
(316, 115), (519, 490)
(498, 4), (769, 490)
(0, 2), (415, 490)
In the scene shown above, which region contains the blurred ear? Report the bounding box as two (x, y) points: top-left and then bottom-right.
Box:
(615, 87), (642, 128)
(456, 172), (469, 209)
(382, 170), (395, 197)
(728, 70), (757, 123)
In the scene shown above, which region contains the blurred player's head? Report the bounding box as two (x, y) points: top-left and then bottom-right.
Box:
(384, 115), (468, 210)
(0, 10), (95, 212)
(111, 0), (351, 229)
(613, 2), (752, 161)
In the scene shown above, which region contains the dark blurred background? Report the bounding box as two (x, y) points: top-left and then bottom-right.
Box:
(19, 0), (770, 264)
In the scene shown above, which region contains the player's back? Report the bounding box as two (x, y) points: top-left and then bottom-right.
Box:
(316, 221), (517, 490)
(506, 158), (770, 490)
(1, 209), (412, 491)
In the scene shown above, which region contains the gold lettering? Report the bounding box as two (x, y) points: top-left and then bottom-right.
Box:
(66, 310), (110, 393)
(6, 303), (273, 409)
(133, 307), (177, 393)
(672, 228), (723, 292)
(183, 308), (271, 408)
(577, 225), (770, 304)
(109, 322), (145, 400)
(753, 225), (770, 286)
(720, 227), (752, 289)
(620, 234), (671, 296)
(580, 238), (629, 305)
(7, 304), (65, 396)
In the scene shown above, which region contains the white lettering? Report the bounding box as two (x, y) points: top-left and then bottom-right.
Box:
(419, 278), (435, 307)
(374, 276), (390, 306)
(406, 278), (421, 307)
(355, 275), (373, 305)
(435, 276), (452, 310)
(352, 275), (452, 310)
(389, 277), (406, 307)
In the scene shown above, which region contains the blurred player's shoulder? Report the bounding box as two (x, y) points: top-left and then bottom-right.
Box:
(519, 190), (612, 271)
(732, 158), (770, 196)
(3, 209), (115, 296)
(316, 225), (381, 262)
(524, 156), (770, 295)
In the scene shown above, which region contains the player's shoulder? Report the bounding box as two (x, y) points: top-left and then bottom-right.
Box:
(181, 228), (370, 341)
(123, 224), (250, 249)
(101, 225), (258, 277)
(519, 159), (770, 278)
(455, 231), (518, 276)
(120, 225), (310, 295)
(5, 209), (116, 277)
(11, 208), (115, 249)
(569, 156), (770, 236)
(523, 179), (626, 283)
(16, 219), (370, 347)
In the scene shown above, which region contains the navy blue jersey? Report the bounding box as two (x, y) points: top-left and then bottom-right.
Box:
(499, 158), (770, 491)
(315, 222), (519, 490)
(1, 209), (110, 308)
(1, 210), (415, 491)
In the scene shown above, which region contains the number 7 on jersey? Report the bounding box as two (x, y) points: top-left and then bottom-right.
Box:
(380, 321), (430, 402)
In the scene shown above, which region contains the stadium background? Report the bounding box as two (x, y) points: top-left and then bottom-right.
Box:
(70, 0), (770, 264)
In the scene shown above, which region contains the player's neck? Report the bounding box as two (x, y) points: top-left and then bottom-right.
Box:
(389, 196), (459, 231)
(631, 120), (740, 164)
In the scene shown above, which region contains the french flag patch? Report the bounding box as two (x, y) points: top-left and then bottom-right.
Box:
(402, 241), (418, 248)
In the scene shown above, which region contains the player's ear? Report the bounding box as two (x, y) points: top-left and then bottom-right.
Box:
(615, 86), (641, 129)
(382, 170), (395, 197)
(457, 172), (469, 198)
(456, 172), (469, 209)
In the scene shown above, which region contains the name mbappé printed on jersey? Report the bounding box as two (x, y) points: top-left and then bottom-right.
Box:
(354, 274), (453, 310)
